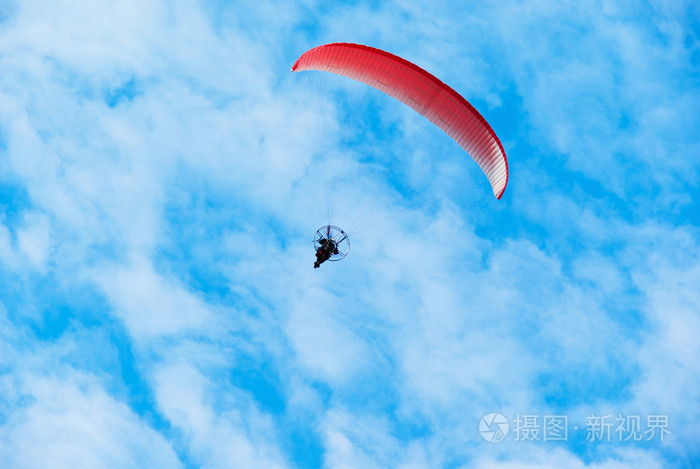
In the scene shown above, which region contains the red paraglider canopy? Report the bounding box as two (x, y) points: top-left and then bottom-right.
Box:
(292, 43), (508, 199)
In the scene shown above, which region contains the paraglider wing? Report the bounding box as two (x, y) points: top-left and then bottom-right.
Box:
(292, 43), (508, 199)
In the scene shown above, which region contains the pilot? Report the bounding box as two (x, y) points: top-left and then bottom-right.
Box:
(314, 238), (338, 269)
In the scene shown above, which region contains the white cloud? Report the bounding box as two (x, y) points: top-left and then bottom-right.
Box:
(16, 212), (50, 270)
(153, 362), (288, 469)
(486, 0), (699, 201)
(322, 409), (402, 469)
(624, 225), (700, 458)
(94, 255), (215, 340)
(0, 373), (181, 469)
(286, 287), (371, 385)
(0, 222), (16, 266)
(472, 446), (665, 469)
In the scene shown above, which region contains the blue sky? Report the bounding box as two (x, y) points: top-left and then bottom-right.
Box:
(0, 0), (698, 467)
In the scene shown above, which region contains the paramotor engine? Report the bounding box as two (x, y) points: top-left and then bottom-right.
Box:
(313, 225), (350, 262)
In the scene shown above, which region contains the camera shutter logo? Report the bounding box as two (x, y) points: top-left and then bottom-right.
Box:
(480, 413), (509, 442)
